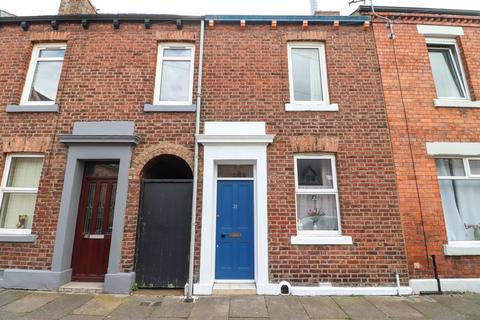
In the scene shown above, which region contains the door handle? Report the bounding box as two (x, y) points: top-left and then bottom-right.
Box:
(221, 233), (226, 238)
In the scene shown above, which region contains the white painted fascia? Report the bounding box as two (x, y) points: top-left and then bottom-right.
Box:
(434, 99), (480, 108)
(290, 286), (412, 296)
(204, 121), (266, 135)
(193, 283), (213, 295)
(196, 134), (275, 145)
(444, 241), (480, 256)
(291, 235), (353, 245)
(285, 103), (339, 112)
(410, 278), (480, 293)
(417, 25), (464, 37)
(426, 142), (480, 157)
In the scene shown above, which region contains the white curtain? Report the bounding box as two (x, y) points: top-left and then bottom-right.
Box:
(428, 48), (463, 98)
(438, 179), (480, 241)
(292, 48), (323, 101)
(1, 193), (36, 229)
(296, 194), (338, 231)
(7, 157), (43, 188)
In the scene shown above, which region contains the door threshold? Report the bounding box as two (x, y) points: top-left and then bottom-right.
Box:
(59, 281), (104, 294)
(214, 279), (255, 284)
(213, 282), (257, 296)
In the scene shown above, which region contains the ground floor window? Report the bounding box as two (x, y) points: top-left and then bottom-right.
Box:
(294, 154), (340, 235)
(436, 157), (480, 241)
(0, 154), (44, 230)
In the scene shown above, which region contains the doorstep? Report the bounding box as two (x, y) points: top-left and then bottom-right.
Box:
(59, 282), (104, 294)
(212, 282), (257, 296)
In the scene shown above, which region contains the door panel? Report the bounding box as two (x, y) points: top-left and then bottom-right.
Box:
(135, 180), (192, 288)
(71, 163), (118, 282)
(216, 180), (254, 280)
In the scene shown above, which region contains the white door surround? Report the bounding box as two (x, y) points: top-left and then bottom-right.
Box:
(194, 122), (275, 295)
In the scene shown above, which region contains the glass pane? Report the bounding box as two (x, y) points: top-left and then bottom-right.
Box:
(83, 183), (96, 233)
(159, 60), (191, 102)
(163, 48), (191, 58)
(218, 165), (253, 178)
(108, 183), (117, 233)
(28, 61), (63, 102)
(0, 193), (36, 229)
(435, 158), (465, 177)
(94, 183), (107, 234)
(6, 157), (43, 188)
(39, 48), (65, 58)
(469, 160), (480, 175)
(296, 194), (338, 231)
(291, 47), (323, 101)
(438, 179), (480, 241)
(428, 46), (465, 98)
(85, 163), (119, 177)
(297, 158), (333, 189)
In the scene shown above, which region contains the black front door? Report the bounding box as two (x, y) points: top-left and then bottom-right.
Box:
(135, 179), (192, 288)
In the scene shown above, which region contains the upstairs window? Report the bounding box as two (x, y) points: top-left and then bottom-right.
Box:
(154, 43), (195, 105)
(427, 39), (469, 100)
(287, 42), (329, 104)
(0, 155), (44, 232)
(294, 155), (340, 235)
(435, 158), (480, 241)
(21, 43), (66, 105)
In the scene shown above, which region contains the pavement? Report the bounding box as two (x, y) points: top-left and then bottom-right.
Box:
(2, 289), (480, 319)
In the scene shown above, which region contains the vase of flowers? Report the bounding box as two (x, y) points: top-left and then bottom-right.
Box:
(465, 223), (480, 240)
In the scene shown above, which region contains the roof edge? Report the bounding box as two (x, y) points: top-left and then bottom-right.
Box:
(354, 5), (480, 17)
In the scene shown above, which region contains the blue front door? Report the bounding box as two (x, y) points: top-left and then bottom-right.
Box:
(215, 180), (254, 280)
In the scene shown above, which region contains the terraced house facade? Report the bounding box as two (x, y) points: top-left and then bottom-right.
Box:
(2, 0), (478, 296)
(357, 6), (480, 293)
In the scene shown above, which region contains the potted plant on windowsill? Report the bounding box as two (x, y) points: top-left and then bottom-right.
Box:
(298, 195), (327, 231)
(465, 223), (480, 241)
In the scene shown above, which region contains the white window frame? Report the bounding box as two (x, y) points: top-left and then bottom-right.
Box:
(0, 154), (44, 234)
(293, 154), (341, 237)
(426, 38), (470, 101)
(286, 42), (337, 111)
(436, 157), (480, 180)
(153, 42), (195, 105)
(20, 43), (66, 106)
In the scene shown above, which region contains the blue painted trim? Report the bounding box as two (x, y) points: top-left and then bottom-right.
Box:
(205, 15), (370, 24)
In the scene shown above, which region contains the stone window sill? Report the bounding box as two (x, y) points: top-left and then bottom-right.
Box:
(291, 235), (353, 245)
(444, 241), (480, 256)
(6, 104), (59, 113)
(0, 233), (37, 243)
(285, 103), (339, 112)
(144, 104), (196, 112)
(434, 99), (480, 108)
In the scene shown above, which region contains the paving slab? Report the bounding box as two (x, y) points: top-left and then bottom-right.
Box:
(365, 296), (424, 320)
(333, 296), (387, 320)
(104, 296), (162, 320)
(188, 297), (229, 320)
(0, 311), (27, 320)
(59, 316), (104, 320)
(265, 296), (309, 320)
(0, 290), (31, 308)
(72, 294), (127, 316)
(406, 295), (467, 320)
(429, 294), (480, 320)
(299, 296), (347, 319)
(21, 294), (94, 320)
(229, 296), (268, 318)
(150, 296), (193, 318)
(1, 292), (60, 313)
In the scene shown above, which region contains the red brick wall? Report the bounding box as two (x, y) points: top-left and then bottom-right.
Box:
(372, 14), (480, 279)
(0, 19), (409, 287)
(200, 23), (408, 286)
(0, 21), (200, 271)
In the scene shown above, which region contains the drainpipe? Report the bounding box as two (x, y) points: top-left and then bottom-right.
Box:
(185, 19), (205, 303)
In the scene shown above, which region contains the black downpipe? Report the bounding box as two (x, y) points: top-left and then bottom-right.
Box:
(420, 255), (443, 295)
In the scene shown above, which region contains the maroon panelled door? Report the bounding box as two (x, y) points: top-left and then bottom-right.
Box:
(71, 162), (119, 282)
